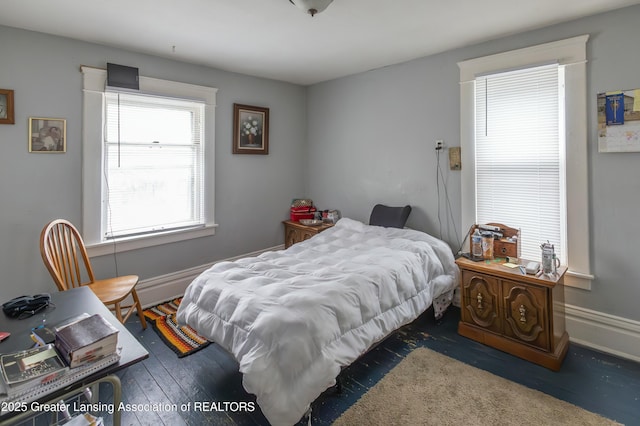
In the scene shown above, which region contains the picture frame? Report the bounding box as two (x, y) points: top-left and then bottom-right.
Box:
(233, 103), (269, 155)
(0, 89), (15, 125)
(28, 117), (66, 153)
(597, 89), (640, 152)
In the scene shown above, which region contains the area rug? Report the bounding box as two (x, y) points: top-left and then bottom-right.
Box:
(143, 298), (210, 358)
(334, 347), (621, 426)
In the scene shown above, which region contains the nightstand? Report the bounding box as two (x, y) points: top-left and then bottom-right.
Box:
(283, 220), (333, 248)
(456, 257), (569, 370)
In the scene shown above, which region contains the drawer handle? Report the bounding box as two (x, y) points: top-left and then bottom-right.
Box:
(477, 293), (484, 310)
(519, 304), (527, 323)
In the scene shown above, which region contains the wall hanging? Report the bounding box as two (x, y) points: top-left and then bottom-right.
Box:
(0, 89), (14, 125)
(233, 103), (269, 155)
(597, 89), (640, 152)
(28, 117), (66, 153)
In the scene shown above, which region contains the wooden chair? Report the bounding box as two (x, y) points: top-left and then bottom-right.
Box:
(40, 219), (147, 329)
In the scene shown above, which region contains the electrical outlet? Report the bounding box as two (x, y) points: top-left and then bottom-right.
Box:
(435, 140), (444, 150)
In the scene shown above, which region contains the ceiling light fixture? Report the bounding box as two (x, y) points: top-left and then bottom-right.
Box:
(289, 0), (333, 17)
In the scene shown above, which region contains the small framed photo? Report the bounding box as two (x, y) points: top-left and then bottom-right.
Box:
(29, 117), (66, 153)
(233, 103), (269, 155)
(0, 89), (15, 125)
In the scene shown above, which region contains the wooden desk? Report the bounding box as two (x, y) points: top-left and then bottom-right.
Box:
(0, 286), (148, 425)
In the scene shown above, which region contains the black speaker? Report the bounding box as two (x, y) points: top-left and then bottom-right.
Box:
(107, 63), (139, 90)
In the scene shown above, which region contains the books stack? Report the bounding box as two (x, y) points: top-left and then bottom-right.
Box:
(55, 314), (119, 368)
(0, 344), (68, 397)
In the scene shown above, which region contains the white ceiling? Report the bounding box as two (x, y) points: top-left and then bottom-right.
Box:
(1, 0), (639, 85)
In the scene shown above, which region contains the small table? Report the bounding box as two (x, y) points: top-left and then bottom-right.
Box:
(456, 257), (568, 370)
(283, 220), (334, 248)
(0, 286), (148, 425)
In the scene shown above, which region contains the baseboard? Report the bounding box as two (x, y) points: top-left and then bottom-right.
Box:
(136, 245), (284, 308)
(565, 303), (640, 363)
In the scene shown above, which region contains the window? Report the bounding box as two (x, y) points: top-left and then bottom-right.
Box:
(81, 67), (217, 256)
(474, 64), (564, 263)
(458, 35), (593, 289)
(104, 92), (204, 238)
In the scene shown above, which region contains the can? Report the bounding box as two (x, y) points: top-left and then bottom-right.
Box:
(481, 233), (494, 259)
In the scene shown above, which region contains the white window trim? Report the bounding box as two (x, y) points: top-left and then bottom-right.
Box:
(81, 66), (218, 257)
(458, 35), (593, 289)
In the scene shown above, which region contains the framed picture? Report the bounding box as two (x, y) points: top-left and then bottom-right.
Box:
(233, 103), (269, 155)
(28, 117), (66, 153)
(0, 89), (15, 125)
(597, 89), (640, 152)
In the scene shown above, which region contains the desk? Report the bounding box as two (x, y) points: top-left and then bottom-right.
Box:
(0, 286), (148, 425)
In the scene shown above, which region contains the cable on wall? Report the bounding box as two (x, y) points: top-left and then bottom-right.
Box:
(435, 146), (461, 252)
(102, 92), (120, 277)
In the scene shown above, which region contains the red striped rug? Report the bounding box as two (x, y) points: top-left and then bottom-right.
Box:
(143, 298), (210, 357)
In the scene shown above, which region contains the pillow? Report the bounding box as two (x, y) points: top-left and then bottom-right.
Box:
(369, 204), (412, 228)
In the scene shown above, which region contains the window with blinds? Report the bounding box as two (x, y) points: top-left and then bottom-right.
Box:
(474, 64), (566, 263)
(103, 92), (205, 239)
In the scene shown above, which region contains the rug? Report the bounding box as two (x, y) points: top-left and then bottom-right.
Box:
(143, 298), (210, 358)
(334, 347), (621, 426)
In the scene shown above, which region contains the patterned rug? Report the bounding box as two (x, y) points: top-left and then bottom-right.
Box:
(143, 298), (210, 357)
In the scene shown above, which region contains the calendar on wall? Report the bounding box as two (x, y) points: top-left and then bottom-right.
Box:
(597, 89), (640, 152)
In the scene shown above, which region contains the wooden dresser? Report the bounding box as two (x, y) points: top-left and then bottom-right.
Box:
(456, 257), (569, 370)
(283, 220), (333, 248)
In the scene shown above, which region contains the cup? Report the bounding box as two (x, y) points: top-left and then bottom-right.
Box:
(481, 234), (494, 259)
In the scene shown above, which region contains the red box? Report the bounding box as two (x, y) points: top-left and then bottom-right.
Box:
(290, 206), (317, 221)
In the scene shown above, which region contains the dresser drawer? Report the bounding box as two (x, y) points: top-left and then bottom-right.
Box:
(461, 270), (501, 334)
(502, 281), (550, 351)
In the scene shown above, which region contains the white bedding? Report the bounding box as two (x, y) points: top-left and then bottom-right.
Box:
(176, 218), (459, 425)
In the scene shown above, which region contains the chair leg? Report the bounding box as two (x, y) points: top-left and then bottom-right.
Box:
(114, 301), (124, 324)
(131, 289), (147, 329)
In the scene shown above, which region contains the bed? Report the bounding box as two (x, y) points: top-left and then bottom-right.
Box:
(176, 217), (459, 425)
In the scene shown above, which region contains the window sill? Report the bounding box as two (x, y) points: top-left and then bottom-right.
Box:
(86, 224), (218, 257)
(564, 269), (594, 290)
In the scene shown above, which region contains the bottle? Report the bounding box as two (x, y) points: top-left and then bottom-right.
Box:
(471, 229), (482, 258)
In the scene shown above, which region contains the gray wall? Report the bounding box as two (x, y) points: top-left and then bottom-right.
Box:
(307, 5), (640, 322)
(1, 5), (639, 324)
(0, 26), (307, 301)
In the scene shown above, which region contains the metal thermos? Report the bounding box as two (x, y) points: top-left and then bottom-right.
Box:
(541, 242), (560, 275)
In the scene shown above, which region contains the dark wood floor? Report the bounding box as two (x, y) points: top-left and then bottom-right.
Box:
(107, 306), (640, 426)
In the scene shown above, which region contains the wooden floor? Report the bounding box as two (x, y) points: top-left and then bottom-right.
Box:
(105, 306), (640, 425)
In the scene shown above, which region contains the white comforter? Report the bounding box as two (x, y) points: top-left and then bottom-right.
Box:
(176, 218), (459, 425)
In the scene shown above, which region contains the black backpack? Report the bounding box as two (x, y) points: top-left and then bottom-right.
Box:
(2, 294), (51, 318)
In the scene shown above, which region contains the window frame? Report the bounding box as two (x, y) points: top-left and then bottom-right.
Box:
(458, 35), (593, 289)
(81, 66), (218, 257)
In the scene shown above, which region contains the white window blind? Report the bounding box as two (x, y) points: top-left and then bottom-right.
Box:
(104, 92), (205, 239)
(474, 64), (566, 263)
